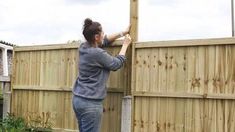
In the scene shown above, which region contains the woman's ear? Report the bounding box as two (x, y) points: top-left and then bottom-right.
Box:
(94, 34), (100, 41)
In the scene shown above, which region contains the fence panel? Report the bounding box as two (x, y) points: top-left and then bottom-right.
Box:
(12, 42), (129, 131)
(132, 38), (235, 132)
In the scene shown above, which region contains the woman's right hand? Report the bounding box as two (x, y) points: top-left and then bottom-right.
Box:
(123, 34), (132, 47)
(119, 34), (132, 56)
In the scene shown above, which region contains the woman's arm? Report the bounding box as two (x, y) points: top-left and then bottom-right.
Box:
(97, 35), (132, 71)
(106, 25), (131, 44)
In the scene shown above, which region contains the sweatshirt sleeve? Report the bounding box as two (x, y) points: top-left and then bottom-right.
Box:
(96, 50), (126, 71)
(101, 35), (112, 47)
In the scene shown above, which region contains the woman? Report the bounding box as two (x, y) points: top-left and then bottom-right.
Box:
(72, 18), (132, 132)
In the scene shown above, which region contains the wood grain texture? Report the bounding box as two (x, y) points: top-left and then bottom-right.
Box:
(12, 43), (127, 131)
(133, 38), (235, 132)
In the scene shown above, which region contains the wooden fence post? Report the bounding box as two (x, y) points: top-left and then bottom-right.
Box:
(121, 0), (139, 132)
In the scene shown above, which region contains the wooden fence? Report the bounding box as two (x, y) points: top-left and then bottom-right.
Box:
(11, 37), (235, 132)
(131, 38), (235, 132)
(11, 41), (131, 131)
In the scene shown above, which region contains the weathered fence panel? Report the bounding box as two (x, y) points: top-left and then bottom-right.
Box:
(12, 42), (130, 131)
(132, 38), (235, 132)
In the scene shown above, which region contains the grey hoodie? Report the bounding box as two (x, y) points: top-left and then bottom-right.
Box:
(73, 38), (126, 99)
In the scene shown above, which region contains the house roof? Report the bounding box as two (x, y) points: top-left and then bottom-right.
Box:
(0, 40), (15, 47)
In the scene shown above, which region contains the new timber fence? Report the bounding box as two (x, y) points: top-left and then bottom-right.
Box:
(11, 41), (131, 131)
(11, 37), (235, 131)
(132, 37), (235, 132)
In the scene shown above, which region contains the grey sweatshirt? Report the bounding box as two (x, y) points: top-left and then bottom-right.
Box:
(73, 38), (126, 100)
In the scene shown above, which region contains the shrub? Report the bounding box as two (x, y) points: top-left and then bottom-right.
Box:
(0, 112), (53, 132)
(0, 113), (26, 131)
(25, 112), (53, 131)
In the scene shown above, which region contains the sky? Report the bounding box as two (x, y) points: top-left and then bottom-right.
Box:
(0, 0), (232, 46)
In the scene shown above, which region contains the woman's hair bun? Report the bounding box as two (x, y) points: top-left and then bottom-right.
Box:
(82, 18), (102, 42)
(84, 18), (93, 28)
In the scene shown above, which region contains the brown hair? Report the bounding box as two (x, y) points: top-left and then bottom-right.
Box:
(82, 18), (102, 43)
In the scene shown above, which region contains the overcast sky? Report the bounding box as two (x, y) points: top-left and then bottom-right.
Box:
(0, 0), (232, 45)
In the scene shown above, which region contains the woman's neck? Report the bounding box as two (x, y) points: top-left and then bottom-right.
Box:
(91, 42), (98, 48)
